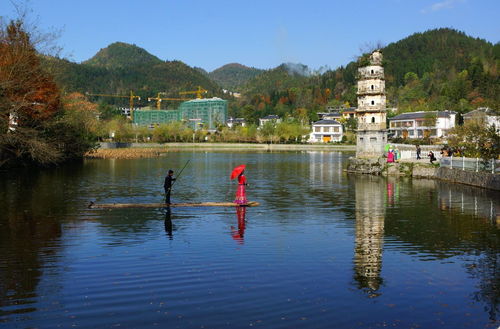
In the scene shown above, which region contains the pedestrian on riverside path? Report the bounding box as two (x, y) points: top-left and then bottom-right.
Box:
(164, 170), (176, 204)
(387, 150), (395, 163)
(428, 151), (436, 164)
(416, 145), (421, 160)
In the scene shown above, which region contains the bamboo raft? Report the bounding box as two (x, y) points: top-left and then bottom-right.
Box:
(88, 201), (260, 209)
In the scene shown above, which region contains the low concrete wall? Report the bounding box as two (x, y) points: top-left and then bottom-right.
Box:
(436, 167), (500, 191)
(383, 162), (438, 178)
(386, 143), (443, 160)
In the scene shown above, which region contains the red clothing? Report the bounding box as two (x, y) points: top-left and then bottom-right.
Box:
(387, 152), (394, 163)
(231, 207), (246, 243)
(234, 174), (247, 204)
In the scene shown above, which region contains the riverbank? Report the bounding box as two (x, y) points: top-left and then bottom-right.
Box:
(85, 142), (356, 159)
(347, 157), (500, 191)
(85, 147), (164, 159)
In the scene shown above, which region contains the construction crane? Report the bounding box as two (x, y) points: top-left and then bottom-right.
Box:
(179, 86), (208, 99)
(147, 93), (190, 110)
(86, 91), (140, 120)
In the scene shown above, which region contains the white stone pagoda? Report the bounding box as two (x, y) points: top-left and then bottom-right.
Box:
(355, 50), (387, 158)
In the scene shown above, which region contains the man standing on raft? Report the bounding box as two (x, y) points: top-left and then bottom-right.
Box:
(164, 169), (176, 204)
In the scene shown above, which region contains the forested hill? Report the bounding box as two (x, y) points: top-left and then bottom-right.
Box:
(42, 42), (222, 107)
(83, 42), (163, 68)
(382, 28), (498, 86)
(41, 29), (499, 118)
(208, 63), (264, 91)
(234, 28), (499, 123)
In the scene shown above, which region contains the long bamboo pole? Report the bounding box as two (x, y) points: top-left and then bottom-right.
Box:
(88, 201), (260, 209)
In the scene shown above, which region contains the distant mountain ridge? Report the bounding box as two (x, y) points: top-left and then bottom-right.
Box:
(83, 42), (163, 68)
(43, 42), (222, 107)
(234, 28), (498, 123)
(42, 28), (499, 116)
(208, 63), (264, 91)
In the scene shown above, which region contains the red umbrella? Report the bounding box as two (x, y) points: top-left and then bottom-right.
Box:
(230, 164), (246, 180)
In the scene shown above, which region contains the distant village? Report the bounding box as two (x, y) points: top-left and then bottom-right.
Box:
(103, 51), (499, 146)
(117, 99), (498, 145)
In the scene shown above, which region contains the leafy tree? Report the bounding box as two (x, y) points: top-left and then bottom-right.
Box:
(259, 121), (278, 143)
(344, 117), (358, 131)
(447, 120), (500, 160)
(98, 103), (122, 120)
(0, 19), (96, 167)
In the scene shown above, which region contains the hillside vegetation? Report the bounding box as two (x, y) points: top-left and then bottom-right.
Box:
(42, 28), (499, 123)
(234, 28), (499, 123)
(208, 63), (263, 91)
(43, 42), (222, 108)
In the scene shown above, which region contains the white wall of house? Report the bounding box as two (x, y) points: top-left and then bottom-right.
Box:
(309, 123), (343, 142)
(487, 116), (500, 132)
(389, 112), (456, 138)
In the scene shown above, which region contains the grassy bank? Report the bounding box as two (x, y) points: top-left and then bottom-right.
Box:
(85, 148), (165, 159)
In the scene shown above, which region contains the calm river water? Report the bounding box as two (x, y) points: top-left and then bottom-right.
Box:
(0, 151), (499, 328)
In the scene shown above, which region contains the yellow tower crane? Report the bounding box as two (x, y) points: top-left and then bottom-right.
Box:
(179, 86), (208, 99)
(147, 93), (189, 110)
(86, 91), (140, 120)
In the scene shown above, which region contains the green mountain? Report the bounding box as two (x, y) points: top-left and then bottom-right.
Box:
(42, 42), (222, 108)
(42, 29), (499, 119)
(83, 42), (163, 68)
(322, 28), (499, 110)
(241, 63), (310, 94)
(208, 63), (264, 91)
(236, 28), (499, 123)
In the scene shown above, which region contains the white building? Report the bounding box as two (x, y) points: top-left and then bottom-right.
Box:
(259, 115), (281, 126)
(227, 117), (246, 128)
(463, 107), (499, 133)
(388, 111), (456, 138)
(309, 119), (343, 143)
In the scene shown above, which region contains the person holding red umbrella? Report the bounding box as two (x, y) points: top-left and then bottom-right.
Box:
(231, 164), (248, 205)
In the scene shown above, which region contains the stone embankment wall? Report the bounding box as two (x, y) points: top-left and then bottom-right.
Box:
(435, 167), (500, 191)
(347, 157), (500, 191)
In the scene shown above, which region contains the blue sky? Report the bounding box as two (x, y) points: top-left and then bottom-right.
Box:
(1, 0), (499, 72)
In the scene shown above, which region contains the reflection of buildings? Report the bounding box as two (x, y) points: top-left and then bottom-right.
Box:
(353, 176), (386, 294)
(436, 181), (500, 226)
(308, 151), (344, 185)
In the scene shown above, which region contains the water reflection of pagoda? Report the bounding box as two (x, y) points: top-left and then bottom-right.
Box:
(353, 177), (385, 295)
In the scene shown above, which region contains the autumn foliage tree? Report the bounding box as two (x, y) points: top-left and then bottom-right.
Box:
(0, 19), (97, 167)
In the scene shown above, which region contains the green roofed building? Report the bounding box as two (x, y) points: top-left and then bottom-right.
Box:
(133, 98), (227, 130)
